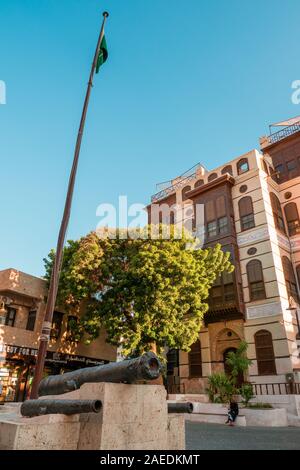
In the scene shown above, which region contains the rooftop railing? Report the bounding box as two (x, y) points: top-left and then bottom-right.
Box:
(151, 162), (205, 203)
(267, 120), (300, 145)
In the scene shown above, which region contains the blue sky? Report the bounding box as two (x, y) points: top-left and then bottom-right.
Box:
(1, 0), (300, 277)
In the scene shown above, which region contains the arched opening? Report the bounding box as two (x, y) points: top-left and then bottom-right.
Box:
(194, 179), (204, 188)
(284, 202), (300, 236)
(208, 173), (218, 182)
(221, 165), (233, 176)
(270, 193), (286, 234)
(239, 196), (255, 231)
(181, 185), (191, 201)
(282, 256), (298, 302)
(237, 158), (249, 175)
(246, 259), (266, 301)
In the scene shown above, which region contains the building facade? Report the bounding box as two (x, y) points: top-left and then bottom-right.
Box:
(149, 119), (300, 394)
(0, 268), (116, 402)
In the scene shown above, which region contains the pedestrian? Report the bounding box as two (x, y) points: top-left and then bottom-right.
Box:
(225, 400), (239, 426)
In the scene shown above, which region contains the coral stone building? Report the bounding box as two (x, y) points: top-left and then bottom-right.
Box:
(0, 269), (116, 402)
(149, 118), (300, 394)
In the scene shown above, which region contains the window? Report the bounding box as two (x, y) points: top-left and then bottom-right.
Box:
(205, 195), (228, 238)
(210, 271), (235, 306)
(189, 340), (202, 378)
(5, 307), (16, 327)
(194, 179), (204, 188)
(274, 164), (285, 183)
(208, 173), (218, 182)
(26, 310), (37, 331)
(262, 160), (269, 174)
(50, 311), (64, 340)
(282, 256), (298, 302)
(247, 260), (266, 301)
(287, 159), (297, 178)
(255, 330), (276, 375)
(218, 216), (228, 234)
(237, 158), (249, 175)
(181, 185), (191, 202)
(221, 165), (233, 176)
(284, 202), (300, 236)
(239, 196), (255, 231)
(207, 220), (217, 238)
(270, 193), (286, 234)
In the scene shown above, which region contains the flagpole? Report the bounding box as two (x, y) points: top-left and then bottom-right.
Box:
(30, 11), (109, 399)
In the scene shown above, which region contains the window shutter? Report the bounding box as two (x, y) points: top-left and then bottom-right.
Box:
(239, 196), (253, 217)
(255, 330), (276, 375)
(282, 256), (294, 282)
(284, 202), (299, 222)
(247, 260), (263, 282)
(205, 200), (216, 222)
(216, 196), (226, 218)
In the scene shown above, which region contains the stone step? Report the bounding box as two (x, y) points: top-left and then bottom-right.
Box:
(185, 412), (246, 427)
(192, 403), (228, 414)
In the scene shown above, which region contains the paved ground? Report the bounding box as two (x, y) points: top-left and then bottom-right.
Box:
(186, 421), (300, 450)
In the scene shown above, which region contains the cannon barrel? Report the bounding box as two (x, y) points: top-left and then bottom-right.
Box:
(21, 399), (102, 417)
(167, 402), (193, 414)
(38, 352), (162, 397)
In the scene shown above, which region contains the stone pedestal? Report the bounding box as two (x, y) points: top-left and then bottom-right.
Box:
(0, 383), (185, 450)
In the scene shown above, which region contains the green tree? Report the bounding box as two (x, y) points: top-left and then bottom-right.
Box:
(225, 341), (252, 384)
(44, 226), (233, 358)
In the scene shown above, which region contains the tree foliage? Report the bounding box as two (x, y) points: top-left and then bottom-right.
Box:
(44, 226), (233, 358)
(225, 341), (252, 380)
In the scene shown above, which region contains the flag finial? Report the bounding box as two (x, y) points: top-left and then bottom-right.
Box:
(103, 11), (109, 18)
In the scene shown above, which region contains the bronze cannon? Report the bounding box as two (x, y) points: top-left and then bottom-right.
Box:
(38, 351), (162, 397)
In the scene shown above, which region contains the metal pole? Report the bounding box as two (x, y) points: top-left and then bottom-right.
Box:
(30, 12), (109, 399)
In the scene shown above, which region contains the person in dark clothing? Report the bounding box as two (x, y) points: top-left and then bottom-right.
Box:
(225, 401), (239, 426)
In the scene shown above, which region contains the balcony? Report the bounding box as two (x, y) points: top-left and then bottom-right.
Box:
(204, 303), (244, 325)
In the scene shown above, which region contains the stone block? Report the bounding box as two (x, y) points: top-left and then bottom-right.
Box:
(167, 415), (185, 450)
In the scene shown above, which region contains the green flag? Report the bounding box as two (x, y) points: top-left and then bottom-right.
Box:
(96, 35), (108, 73)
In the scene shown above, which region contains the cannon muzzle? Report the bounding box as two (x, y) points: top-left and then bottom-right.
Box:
(167, 402), (193, 414)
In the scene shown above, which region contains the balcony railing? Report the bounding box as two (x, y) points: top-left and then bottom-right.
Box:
(151, 162), (204, 203)
(267, 120), (300, 145)
(251, 382), (300, 395)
